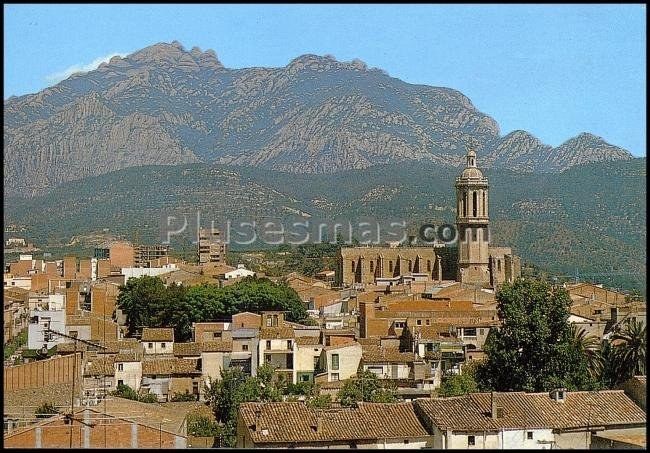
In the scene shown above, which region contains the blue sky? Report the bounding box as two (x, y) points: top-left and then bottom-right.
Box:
(3, 4), (646, 156)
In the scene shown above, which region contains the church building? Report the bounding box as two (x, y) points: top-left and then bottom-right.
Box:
(337, 148), (520, 288)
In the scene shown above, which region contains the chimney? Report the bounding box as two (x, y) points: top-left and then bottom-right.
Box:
(491, 392), (498, 419)
(549, 388), (567, 403)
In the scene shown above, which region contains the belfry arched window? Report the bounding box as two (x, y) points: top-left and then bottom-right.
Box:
(463, 192), (468, 217)
(482, 191), (486, 216)
(473, 191), (477, 217)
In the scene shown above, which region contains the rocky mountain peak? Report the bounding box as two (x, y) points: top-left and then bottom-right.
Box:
(286, 54), (368, 72)
(124, 41), (224, 70)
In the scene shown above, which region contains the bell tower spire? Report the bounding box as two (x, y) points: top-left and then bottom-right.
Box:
(455, 147), (490, 286)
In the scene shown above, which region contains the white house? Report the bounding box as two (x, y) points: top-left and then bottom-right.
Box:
(114, 352), (143, 391)
(27, 308), (66, 350)
(122, 264), (177, 282)
(414, 389), (647, 449)
(141, 327), (174, 355)
(316, 342), (363, 382)
(224, 264), (256, 280)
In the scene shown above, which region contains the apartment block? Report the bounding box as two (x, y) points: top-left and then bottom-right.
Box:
(198, 228), (227, 264)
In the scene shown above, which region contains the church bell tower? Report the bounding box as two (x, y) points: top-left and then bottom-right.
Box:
(455, 148), (490, 286)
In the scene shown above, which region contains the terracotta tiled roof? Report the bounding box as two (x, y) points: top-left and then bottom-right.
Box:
(260, 327), (295, 339)
(357, 338), (381, 346)
(56, 342), (88, 353)
(323, 329), (355, 336)
(410, 325), (451, 340)
(295, 336), (322, 346)
(361, 345), (418, 364)
(415, 390), (647, 431)
(114, 352), (140, 362)
(98, 339), (141, 354)
(84, 357), (115, 376)
(173, 342), (202, 356)
(201, 340), (233, 352)
(239, 401), (429, 444)
(141, 327), (174, 342)
(142, 358), (201, 376)
(323, 342), (361, 352)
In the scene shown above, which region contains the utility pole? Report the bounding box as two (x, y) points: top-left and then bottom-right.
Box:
(45, 329), (107, 448)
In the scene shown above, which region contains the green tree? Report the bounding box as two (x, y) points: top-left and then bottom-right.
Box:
(203, 364), (285, 447)
(569, 325), (600, 379)
(222, 276), (307, 322)
(306, 394), (332, 409)
(593, 340), (622, 388)
(116, 276), (168, 337)
(337, 371), (398, 407)
(438, 368), (479, 397)
(186, 412), (223, 437)
(476, 278), (598, 392)
(611, 318), (646, 378)
(170, 390), (198, 402)
(111, 383), (139, 401)
(35, 402), (58, 418)
(138, 393), (159, 403)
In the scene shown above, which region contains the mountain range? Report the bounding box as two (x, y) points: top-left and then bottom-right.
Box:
(4, 41), (634, 197)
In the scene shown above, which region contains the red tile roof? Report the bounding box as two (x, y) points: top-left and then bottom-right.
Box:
(414, 390), (646, 431)
(239, 401), (429, 444)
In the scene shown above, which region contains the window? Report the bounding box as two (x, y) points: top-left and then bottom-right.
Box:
(331, 354), (339, 370)
(301, 374), (310, 382)
(272, 315), (279, 327)
(497, 259), (501, 272)
(192, 382), (199, 395)
(527, 432), (533, 440)
(370, 261), (374, 273)
(427, 260), (431, 272)
(287, 340), (293, 350)
(417, 319), (422, 326)
(482, 191), (486, 216)
(148, 343), (153, 348)
(266, 317), (272, 327)
(472, 192), (477, 217)
(351, 261), (355, 272)
(69, 331), (78, 338)
(117, 363), (124, 371)
(265, 354), (271, 363)
(426, 319), (430, 326)
(594, 309), (603, 315)
(479, 329), (484, 335)
(389, 261), (393, 272)
(468, 435), (475, 446)
(213, 332), (222, 338)
(464, 328), (477, 337)
(314, 357), (320, 369)
(242, 344), (249, 351)
(331, 373), (339, 381)
(408, 260), (412, 272)
(266, 340), (272, 350)
(161, 343), (166, 349)
(118, 379), (124, 386)
(403, 440), (409, 444)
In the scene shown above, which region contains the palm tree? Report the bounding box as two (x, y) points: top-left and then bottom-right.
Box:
(570, 325), (600, 378)
(593, 339), (621, 388)
(611, 318), (646, 378)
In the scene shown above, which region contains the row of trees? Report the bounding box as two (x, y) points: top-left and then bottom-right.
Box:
(439, 278), (646, 396)
(117, 276), (309, 341)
